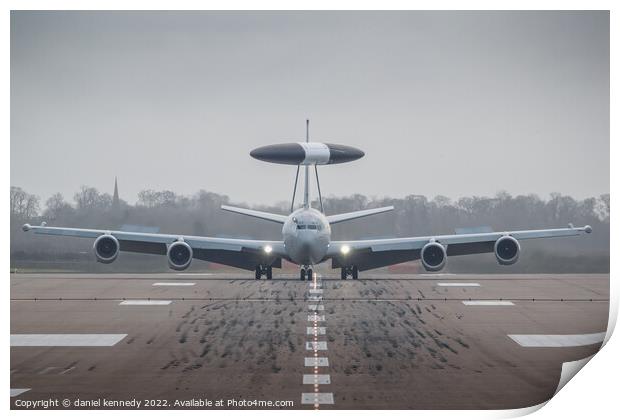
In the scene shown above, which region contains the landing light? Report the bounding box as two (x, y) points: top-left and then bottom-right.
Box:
(264, 245), (273, 254)
(341, 245), (351, 255)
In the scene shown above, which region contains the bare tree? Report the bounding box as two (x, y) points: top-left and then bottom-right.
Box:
(44, 193), (73, 220)
(10, 186), (40, 219)
(73, 186), (111, 211)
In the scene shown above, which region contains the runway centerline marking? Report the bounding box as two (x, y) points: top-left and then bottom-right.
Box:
(301, 272), (334, 408)
(119, 300), (172, 306)
(462, 300), (514, 306)
(303, 374), (330, 385)
(307, 327), (326, 335)
(306, 341), (328, 351)
(508, 332), (606, 347)
(11, 334), (127, 347)
(301, 393), (334, 405)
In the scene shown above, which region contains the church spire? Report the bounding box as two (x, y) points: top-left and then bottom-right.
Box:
(112, 176), (119, 209)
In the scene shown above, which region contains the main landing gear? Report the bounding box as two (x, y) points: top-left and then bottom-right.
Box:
(341, 265), (359, 280)
(255, 265), (272, 280)
(300, 266), (313, 281)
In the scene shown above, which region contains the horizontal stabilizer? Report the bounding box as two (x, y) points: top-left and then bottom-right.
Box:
(221, 205), (288, 224)
(326, 206), (394, 224)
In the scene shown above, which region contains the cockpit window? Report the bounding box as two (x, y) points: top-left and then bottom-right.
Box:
(297, 224), (306, 230)
(307, 224), (318, 230)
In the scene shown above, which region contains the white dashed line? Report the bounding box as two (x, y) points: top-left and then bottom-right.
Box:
(304, 357), (329, 367)
(508, 332), (605, 347)
(306, 341), (328, 351)
(302, 271), (332, 409)
(303, 374), (331, 385)
(304, 357), (329, 368)
(462, 300), (514, 306)
(301, 393), (334, 404)
(119, 300), (172, 305)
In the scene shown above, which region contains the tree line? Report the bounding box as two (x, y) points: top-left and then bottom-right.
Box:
(10, 185), (610, 273)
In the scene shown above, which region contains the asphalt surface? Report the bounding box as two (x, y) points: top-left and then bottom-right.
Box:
(10, 272), (609, 410)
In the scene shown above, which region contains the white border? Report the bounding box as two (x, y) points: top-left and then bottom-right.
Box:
(4, 2), (616, 420)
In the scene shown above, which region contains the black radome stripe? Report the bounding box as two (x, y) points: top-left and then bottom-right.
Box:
(325, 143), (365, 164)
(250, 143), (306, 165)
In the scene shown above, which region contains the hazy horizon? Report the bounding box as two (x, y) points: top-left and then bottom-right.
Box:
(11, 11), (609, 206)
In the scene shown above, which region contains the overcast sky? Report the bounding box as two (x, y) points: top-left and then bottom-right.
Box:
(11, 11), (609, 207)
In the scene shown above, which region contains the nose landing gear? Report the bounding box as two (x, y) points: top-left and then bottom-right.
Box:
(340, 265), (359, 280)
(300, 266), (313, 281)
(255, 265), (273, 280)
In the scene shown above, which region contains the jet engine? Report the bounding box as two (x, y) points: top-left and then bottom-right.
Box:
(421, 241), (447, 272)
(494, 235), (520, 265)
(167, 241), (193, 271)
(93, 234), (119, 264)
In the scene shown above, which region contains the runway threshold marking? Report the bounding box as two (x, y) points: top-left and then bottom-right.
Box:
(301, 272), (334, 409)
(437, 282), (481, 287)
(10, 334), (128, 347)
(11, 388), (31, 397)
(152, 282), (195, 286)
(119, 300), (172, 305)
(462, 300), (514, 306)
(508, 332), (606, 347)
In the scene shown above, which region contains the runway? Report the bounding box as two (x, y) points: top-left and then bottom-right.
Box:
(10, 272), (609, 409)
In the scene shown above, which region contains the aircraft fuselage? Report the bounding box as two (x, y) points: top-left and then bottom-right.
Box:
(282, 207), (331, 265)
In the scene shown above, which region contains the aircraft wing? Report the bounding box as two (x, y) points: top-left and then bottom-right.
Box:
(326, 206), (394, 224)
(327, 225), (592, 271)
(22, 224), (285, 271)
(220, 205), (288, 224)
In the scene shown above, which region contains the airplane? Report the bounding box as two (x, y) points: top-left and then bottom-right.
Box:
(22, 120), (592, 281)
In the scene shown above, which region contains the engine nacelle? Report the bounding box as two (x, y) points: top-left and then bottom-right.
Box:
(494, 235), (520, 265)
(93, 234), (119, 264)
(167, 241), (193, 271)
(421, 241), (447, 272)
